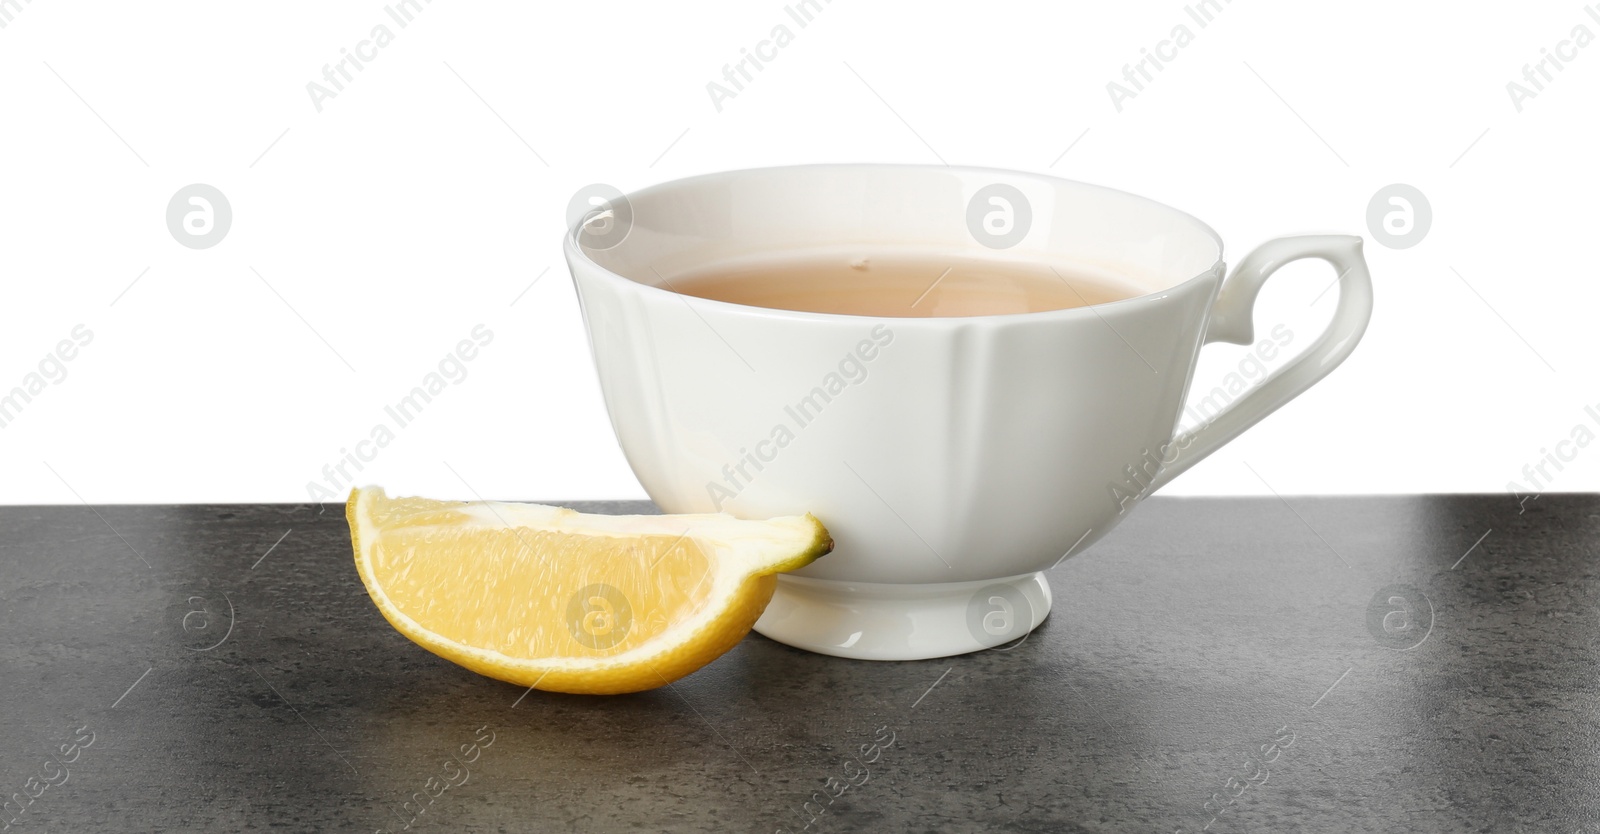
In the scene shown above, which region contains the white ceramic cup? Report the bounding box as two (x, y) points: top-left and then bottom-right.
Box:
(564, 164), (1372, 661)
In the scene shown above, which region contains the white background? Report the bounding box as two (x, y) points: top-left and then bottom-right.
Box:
(1, 0), (1594, 505)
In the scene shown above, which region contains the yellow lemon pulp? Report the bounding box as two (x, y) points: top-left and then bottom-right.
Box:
(348, 487), (832, 695)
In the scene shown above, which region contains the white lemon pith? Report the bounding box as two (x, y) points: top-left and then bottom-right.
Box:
(347, 487), (832, 695)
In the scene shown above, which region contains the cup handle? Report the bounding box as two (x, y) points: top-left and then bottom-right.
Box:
(1147, 234), (1374, 493)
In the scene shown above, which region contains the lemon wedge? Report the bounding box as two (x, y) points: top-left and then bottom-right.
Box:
(347, 487), (832, 695)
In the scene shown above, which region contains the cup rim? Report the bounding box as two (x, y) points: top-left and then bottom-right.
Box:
(563, 163), (1227, 325)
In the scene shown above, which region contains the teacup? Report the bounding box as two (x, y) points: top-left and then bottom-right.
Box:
(563, 164), (1372, 660)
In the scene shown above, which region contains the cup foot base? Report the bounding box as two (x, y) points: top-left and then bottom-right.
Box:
(752, 572), (1052, 661)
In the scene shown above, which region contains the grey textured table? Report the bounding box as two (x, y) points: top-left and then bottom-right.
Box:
(2, 495), (1596, 832)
